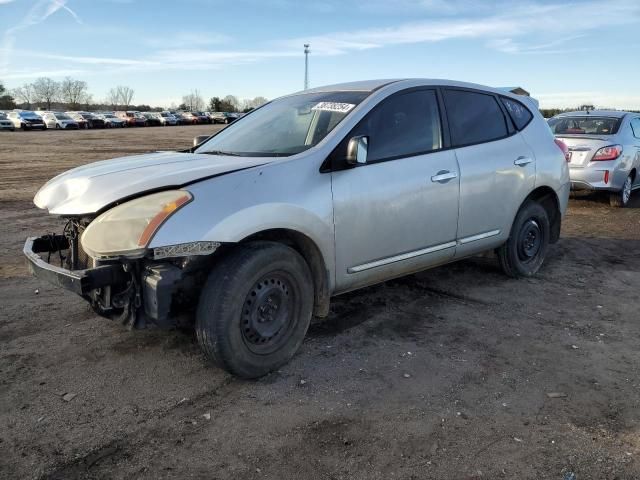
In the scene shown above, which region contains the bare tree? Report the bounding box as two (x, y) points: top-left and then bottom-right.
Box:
(60, 77), (90, 109)
(115, 85), (134, 107)
(222, 94), (240, 112)
(32, 77), (60, 110)
(181, 89), (204, 111)
(12, 83), (36, 108)
(106, 87), (119, 107)
(242, 96), (268, 110)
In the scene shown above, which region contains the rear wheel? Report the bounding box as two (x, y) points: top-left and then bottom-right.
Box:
(497, 200), (550, 278)
(55, 123), (60, 130)
(196, 242), (314, 378)
(609, 174), (633, 208)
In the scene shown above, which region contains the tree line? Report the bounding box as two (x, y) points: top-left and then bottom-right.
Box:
(3, 78), (636, 116)
(0, 77), (268, 113)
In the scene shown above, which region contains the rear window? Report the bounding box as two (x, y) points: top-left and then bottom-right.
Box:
(630, 118), (640, 139)
(443, 89), (508, 147)
(500, 97), (533, 130)
(547, 116), (622, 135)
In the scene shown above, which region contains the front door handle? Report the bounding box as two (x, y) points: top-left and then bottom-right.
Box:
(514, 156), (533, 166)
(431, 170), (458, 183)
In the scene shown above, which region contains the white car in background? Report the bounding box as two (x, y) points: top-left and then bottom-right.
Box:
(158, 112), (178, 126)
(0, 112), (15, 131)
(6, 110), (46, 130)
(97, 113), (127, 128)
(41, 112), (79, 130)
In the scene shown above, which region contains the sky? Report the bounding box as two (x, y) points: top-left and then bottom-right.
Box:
(1, 0), (639, 109)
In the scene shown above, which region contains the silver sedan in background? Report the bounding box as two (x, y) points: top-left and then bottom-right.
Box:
(548, 110), (640, 207)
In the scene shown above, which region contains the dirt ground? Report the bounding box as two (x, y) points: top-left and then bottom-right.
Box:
(1, 126), (640, 480)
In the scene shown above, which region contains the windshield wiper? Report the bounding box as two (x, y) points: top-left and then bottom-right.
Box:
(200, 150), (242, 156)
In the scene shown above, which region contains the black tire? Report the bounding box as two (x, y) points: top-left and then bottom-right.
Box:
(609, 174), (632, 208)
(55, 123), (60, 130)
(196, 242), (314, 378)
(497, 200), (550, 278)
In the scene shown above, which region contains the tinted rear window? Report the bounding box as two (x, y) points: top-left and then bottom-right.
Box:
(631, 118), (640, 139)
(443, 90), (508, 146)
(547, 116), (622, 135)
(500, 96), (533, 130)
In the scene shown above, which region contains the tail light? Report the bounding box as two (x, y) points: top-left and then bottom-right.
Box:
(554, 139), (571, 162)
(592, 145), (622, 161)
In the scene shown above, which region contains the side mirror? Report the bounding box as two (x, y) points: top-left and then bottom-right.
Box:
(193, 135), (211, 147)
(345, 135), (368, 165)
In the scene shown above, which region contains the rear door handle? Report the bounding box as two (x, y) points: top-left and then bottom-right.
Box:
(514, 156), (533, 166)
(431, 170), (458, 183)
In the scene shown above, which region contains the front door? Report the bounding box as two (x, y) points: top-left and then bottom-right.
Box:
(331, 89), (460, 293)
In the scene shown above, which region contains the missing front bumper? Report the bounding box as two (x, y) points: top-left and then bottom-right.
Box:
(24, 235), (127, 297)
(24, 235), (193, 328)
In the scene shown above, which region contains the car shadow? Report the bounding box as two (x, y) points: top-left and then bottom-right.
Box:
(571, 190), (640, 208)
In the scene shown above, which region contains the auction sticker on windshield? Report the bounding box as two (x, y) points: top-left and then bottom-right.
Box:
(312, 102), (355, 113)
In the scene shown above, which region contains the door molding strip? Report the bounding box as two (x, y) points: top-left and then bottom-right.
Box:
(347, 241), (457, 274)
(457, 229), (501, 245)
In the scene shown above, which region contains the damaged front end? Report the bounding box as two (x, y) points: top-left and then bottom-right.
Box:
(24, 218), (218, 329)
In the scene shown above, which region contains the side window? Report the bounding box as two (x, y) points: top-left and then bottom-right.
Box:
(500, 96), (533, 130)
(631, 118), (640, 139)
(353, 89), (442, 162)
(443, 89), (508, 146)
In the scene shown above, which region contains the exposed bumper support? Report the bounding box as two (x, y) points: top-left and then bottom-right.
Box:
(24, 235), (127, 297)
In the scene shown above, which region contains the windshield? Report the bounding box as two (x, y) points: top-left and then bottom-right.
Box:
(21, 111), (40, 119)
(548, 116), (622, 135)
(81, 113), (95, 119)
(56, 114), (71, 120)
(196, 91), (369, 157)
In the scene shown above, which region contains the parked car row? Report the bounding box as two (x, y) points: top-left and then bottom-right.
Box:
(0, 109), (244, 131)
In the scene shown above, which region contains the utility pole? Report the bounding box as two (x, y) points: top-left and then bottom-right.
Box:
(304, 44), (310, 90)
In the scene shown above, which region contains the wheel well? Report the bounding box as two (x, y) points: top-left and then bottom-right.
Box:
(240, 229), (330, 317)
(524, 187), (562, 243)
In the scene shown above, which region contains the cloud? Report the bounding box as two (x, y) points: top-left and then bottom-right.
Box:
(537, 91), (640, 110)
(3, 0), (639, 85)
(144, 32), (233, 48)
(281, 0), (640, 55)
(0, 0), (83, 76)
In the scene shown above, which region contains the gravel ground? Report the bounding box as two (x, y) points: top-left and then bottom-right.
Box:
(1, 126), (640, 480)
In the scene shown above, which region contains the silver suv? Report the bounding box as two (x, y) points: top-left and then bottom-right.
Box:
(25, 79), (569, 378)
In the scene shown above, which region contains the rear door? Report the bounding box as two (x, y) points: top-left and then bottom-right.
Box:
(331, 88), (460, 292)
(442, 89), (536, 256)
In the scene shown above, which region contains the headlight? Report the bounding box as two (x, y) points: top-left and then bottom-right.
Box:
(81, 190), (192, 258)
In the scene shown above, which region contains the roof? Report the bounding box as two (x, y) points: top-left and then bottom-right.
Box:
(294, 79), (530, 97)
(302, 79), (402, 93)
(555, 110), (630, 118)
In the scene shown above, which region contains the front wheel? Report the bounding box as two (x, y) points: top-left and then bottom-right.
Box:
(497, 200), (550, 278)
(609, 174), (633, 208)
(196, 242), (314, 378)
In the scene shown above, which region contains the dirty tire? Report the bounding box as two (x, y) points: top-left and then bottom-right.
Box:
(196, 241), (314, 379)
(609, 174), (632, 208)
(498, 200), (550, 278)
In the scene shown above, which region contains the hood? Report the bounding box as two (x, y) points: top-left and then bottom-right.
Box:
(34, 151), (270, 215)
